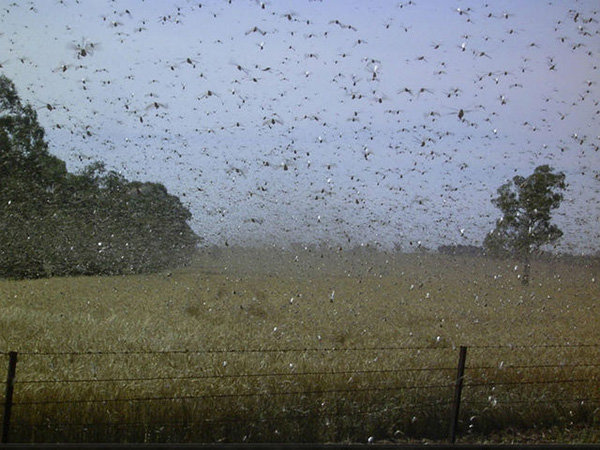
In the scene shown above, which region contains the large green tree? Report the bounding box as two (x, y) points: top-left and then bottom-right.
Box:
(0, 75), (200, 278)
(484, 165), (566, 284)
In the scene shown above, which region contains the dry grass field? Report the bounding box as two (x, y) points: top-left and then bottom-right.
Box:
(0, 248), (599, 443)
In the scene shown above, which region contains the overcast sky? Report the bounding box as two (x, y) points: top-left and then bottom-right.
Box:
(1, 0), (599, 253)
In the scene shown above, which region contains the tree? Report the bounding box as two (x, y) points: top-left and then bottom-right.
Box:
(1, 74), (200, 279)
(484, 165), (566, 284)
(0, 76), (67, 189)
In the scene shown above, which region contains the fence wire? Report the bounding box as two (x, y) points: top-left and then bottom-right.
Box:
(464, 378), (597, 387)
(463, 397), (600, 406)
(16, 365), (457, 385)
(15, 345), (454, 356)
(11, 400), (453, 429)
(9, 342), (600, 356)
(13, 382), (455, 406)
(2, 343), (599, 442)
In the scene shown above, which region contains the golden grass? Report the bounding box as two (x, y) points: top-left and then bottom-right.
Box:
(0, 249), (599, 443)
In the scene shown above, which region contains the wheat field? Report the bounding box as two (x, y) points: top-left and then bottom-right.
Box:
(0, 249), (599, 443)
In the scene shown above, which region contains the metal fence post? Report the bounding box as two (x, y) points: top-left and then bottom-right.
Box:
(449, 346), (467, 444)
(2, 351), (18, 444)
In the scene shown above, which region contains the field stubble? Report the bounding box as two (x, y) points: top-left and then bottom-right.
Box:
(0, 248), (599, 443)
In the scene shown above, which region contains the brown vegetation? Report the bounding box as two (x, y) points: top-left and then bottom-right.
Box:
(0, 249), (599, 443)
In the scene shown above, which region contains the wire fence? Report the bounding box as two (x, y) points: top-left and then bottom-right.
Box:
(6, 342), (599, 356)
(2, 343), (600, 444)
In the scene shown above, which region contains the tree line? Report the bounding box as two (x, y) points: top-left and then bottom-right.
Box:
(1, 74), (570, 284)
(0, 75), (199, 279)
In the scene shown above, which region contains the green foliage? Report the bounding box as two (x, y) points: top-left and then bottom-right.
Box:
(0, 75), (199, 279)
(484, 165), (566, 259)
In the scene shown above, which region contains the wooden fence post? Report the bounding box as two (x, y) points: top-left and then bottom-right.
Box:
(2, 351), (18, 444)
(449, 346), (467, 444)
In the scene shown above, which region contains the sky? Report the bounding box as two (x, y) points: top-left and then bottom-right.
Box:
(1, 0), (599, 253)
